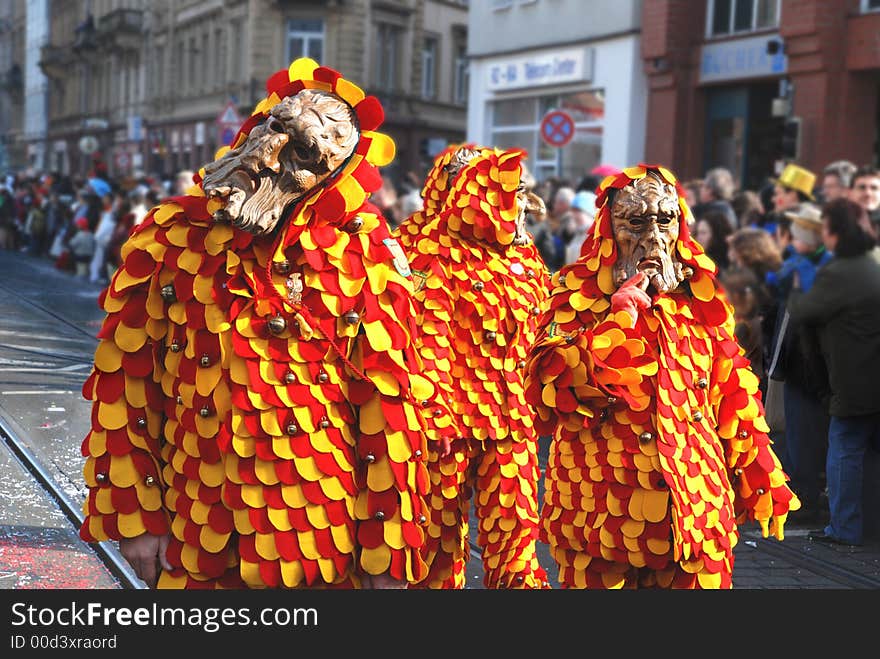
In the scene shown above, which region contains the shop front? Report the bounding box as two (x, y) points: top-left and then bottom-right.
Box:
(467, 36), (646, 185)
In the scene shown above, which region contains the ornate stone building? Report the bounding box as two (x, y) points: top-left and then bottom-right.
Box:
(0, 0), (26, 172)
(37, 0), (468, 185)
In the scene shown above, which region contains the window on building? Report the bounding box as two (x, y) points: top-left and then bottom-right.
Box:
(492, 0), (513, 9)
(176, 40), (186, 90)
(216, 28), (226, 88)
(202, 32), (210, 91)
(864, 0), (880, 11)
(490, 89), (605, 182)
(708, 0), (779, 37)
(453, 42), (468, 105)
(375, 22), (402, 92)
(231, 21), (243, 81)
(286, 19), (324, 63)
(421, 36), (438, 100)
(189, 37), (199, 93)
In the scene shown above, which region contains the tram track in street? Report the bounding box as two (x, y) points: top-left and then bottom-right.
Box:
(0, 411), (144, 589)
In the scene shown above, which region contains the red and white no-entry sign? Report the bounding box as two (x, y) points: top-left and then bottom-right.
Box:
(540, 110), (575, 148)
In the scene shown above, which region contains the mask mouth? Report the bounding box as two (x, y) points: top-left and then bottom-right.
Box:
(637, 257), (662, 272)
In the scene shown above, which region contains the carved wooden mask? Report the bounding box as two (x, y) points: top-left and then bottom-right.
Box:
(202, 89), (359, 235)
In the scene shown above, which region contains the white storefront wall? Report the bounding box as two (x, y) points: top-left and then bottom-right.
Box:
(467, 35), (646, 184)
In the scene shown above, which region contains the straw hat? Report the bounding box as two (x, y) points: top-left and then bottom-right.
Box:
(784, 202), (823, 249)
(783, 202), (822, 231)
(773, 163), (816, 200)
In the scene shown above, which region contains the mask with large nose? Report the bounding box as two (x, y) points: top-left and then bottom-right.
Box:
(610, 170), (690, 295)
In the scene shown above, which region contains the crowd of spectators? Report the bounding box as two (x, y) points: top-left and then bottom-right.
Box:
(0, 164), (182, 285)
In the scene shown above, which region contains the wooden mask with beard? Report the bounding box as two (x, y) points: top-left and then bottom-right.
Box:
(201, 89), (359, 235)
(610, 170), (692, 294)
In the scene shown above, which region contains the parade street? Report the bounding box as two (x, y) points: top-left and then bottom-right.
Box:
(0, 249), (877, 590)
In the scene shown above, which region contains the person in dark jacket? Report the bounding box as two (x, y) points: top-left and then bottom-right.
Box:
(788, 198), (880, 546)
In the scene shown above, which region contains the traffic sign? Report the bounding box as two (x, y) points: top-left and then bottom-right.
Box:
(540, 110), (575, 148)
(216, 101), (242, 126)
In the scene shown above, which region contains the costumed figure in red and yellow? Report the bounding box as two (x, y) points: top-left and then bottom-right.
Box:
(407, 146), (552, 589)
(524, 164), (800, 589)
(78, 58), (441, 589)
(394, 142), (481, 251)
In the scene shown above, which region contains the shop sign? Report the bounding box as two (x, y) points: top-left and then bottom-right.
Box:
(487, 47), (592, 92)
(700, 33), (787, 83)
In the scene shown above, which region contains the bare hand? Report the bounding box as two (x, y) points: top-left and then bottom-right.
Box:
(119, 533), (172, 589)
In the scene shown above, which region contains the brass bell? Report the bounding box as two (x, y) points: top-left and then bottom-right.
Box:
(433, 408), (442, 416)
(421, 400), (430, 407)
(267, 315), (287, 334)
(273, 259), (291, 275)
(136, 417), (146, 428)
(532, 306), (541, 315)
(176, 395), (183, 405)
(517, 360), (526, 369)
(169, 342), (181, 353)
(200, 354), (211, 367)
(696, 378), (708, 389)
(317, 372), (329, 383)
(485, 330), (497, 341)
(365, 453), (376, 463)
(738, 430), (749, 438)
(286, 423), (298, 435)
(756, 488), (766, 495)
(145, 475), (156, 487)
(418, 514), (427, 524)
(374, 511), (385, 521)
(413, 450), (422, 459)
(160, 284), (176, 302)
(95, 472), (107, 483)
(199, 406), (211, 418)
(607, 396), (617, 405)
(558, 274), (567, 286)
(473, 281), (484, 291)
(345, 216), (364, 233)
(526, 269), (535, 279)
(284, 372), (296, 384)
(639, 431), (653, 443)
(735, 468), (743, 476)
(343, 310), (360, 325)
(319, 419), (330, 429)
(693, 411), (703, 422)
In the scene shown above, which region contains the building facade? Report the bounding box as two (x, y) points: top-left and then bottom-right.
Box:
(642, 0), (880, 189)
(35, 0), (468, 186)
(466, 0), (647, 184)
(0, 0), (27, 173)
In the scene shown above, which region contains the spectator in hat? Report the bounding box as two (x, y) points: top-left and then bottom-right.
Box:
(767, 163), (817, 238)
(68, 216), (96, 279)
(563, 189), (596, 265)
(820, 160), (857, 203)
(766, 201), (833, 525)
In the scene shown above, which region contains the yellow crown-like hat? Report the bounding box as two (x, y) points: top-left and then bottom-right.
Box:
(774, 163), (816, 200)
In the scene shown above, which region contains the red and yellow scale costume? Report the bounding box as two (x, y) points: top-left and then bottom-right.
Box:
(394, 142), (474, 251)
(407, 147), (551, 588)
(79, 59), (439, 588)
(524, 165), (799, 589)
